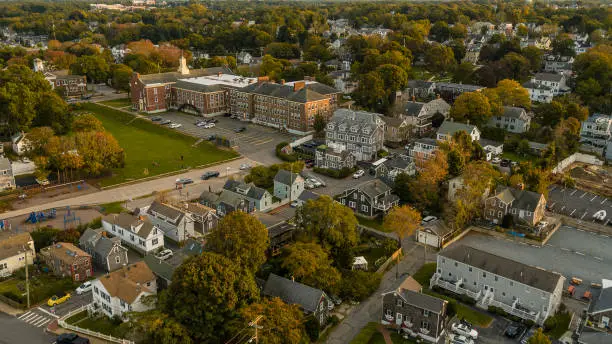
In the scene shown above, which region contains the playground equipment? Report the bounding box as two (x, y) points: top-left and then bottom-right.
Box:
(0, 219), (10, 230)
(63, 206), (81, 229)
(25, 208), (57, 224)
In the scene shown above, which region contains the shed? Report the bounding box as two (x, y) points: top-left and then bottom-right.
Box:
(352, 256), (368, 271)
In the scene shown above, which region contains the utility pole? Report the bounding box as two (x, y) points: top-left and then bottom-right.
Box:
(25, 246), (30, 309)
(249, 315), (263, 344)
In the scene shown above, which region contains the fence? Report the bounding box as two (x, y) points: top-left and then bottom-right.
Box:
(289, 134), (313, 148)
(0, 291), (24, 309)
(375, 248), (402, 274)
(58, 305), (134, 344)
(552, 152), (604, 174)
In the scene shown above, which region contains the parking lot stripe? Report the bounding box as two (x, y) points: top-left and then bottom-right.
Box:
(570, 209), (576, 216)
(254, 139), (273, 146)
(561, 247), (570, 251)
(580, 192), (587, 198)
(581, 212), (588, 219)
(576, 228), (584, 232)
(550, 202), (556, 209)
(18, 311), (32, 320)
(571, 189), (577, 196)
(594, 257), (603, 261)
(602, 199), (608, 205)
(561, 206), (566, 211)
(575, 251), (585, 256)
(590, 196), (597, 202)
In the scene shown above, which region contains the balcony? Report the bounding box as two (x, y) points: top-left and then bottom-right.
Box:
(488, 299), (540, 323)
(430, 273), (482, 301)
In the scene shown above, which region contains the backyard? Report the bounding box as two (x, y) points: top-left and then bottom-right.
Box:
(80, 103), (239, 186)
(351, 322), (417, 344)
(0, 271), (78, 307)
(66, 310), (130, 338)
(357, 215), (391, 233)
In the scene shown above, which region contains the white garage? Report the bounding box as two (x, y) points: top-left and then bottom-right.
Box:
(416, 221), (453, 248)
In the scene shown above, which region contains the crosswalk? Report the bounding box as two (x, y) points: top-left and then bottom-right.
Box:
(17, 309), (57, 328)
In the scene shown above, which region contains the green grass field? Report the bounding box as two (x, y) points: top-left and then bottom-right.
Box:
(81, 103), (239, 187)
(98, 98), (132, 108)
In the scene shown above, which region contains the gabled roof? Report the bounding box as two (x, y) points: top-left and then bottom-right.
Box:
(274, 169), (300, 186)
(298, 190), (319, 203)
(534, 72), (564, 82)
(502, 106), (528, 120)
(382, 158), (412, 170)
(102, 213), (157, 239)
(41, 242), (90, 264)
(478, 138), (503, 148)
(263, 273), (325, 313)
(398, 289), (447, 314)
(380, 116), (406, 127)
(407, 80), (434, 89)
(98, 261), (155, 304)
(440, 245), (563, 293)
(404, 102), (425, 117)
(492, 187), (543, 212)
(437, 121), (478, 137)
(0, 232), (32, 261)
(590, 279), (612, 314)
(147, 201), (184, 225)
(355, 180), (393, 199)
(79, 228), (124, 259)
(223, 180), (269, 200)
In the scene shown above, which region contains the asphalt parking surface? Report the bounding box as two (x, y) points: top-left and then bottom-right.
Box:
(154, 112), (295, 165)
(547, 186), (611, 225)
(456, 228), (612, 297)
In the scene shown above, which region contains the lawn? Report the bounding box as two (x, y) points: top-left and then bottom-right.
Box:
(408, 66), (433, 81)
(0, 273), (78, 306)
(501, 151), (532, 163)
(98, 98), (132, 108)
(100, 201), (126, 214)
(357, 215), (391, 233)
(65, 310), (89, 325)
(544, 311), (571, 339)
(411, 262), (436, 286)
(77, 316), (123, 336)
(351, 322), (417, 344)
(80, 103), (239, 186)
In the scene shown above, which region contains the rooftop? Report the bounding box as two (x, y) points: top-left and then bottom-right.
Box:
(437, 121), (478, 136)
(263, 273), (325, 313)
(180, 74), (257, 89)
(98, 261), (155, 303)
(41, 242), (90, 264)
(0, 232), (32, 261)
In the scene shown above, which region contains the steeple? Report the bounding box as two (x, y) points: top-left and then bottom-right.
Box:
(178, 52), (189, 75)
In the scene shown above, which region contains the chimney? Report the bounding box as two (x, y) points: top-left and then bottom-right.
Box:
(257, 76), (269, 84)
(217, 72), (222, 79)
(178, 54), (190, 75)
(412, 95), (416, 102)
(122, 263), (128, 278)
(280, 79), (285, 85)
(437, 93), (440, 99)
(293, 81), (306, 92)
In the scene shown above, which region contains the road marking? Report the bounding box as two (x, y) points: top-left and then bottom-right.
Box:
(580, 192), (587, 198)
(590, 196), (597, 202)
(575, 251), (585, 256)
(545, 244), (553, 247)
(18, 311), (32, 319)
(20, 313), (37, 321)
(561, 206), (566, 211)
(33, 318), (50, 327)
(594, 257), (603, 261)
(601, 198), (608, 205)
(570, 209), (576, 216)
(571, 189), (577, 196)
(600, 234), (609, 238)
(254, 139), (273, 146)
(576, 228), (584, 232)
(561, 248), (570, 251)
(550, 202), (556, 209)
(37, 307), (60, 318)
(581, 212), (588, 220)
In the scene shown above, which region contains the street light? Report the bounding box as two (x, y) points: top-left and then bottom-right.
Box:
(226, 167), (231, 177)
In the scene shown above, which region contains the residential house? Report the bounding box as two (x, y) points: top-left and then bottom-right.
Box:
(487, 106), (531, 134)
(434, 82), (484, 101)
(273, 170), (304, 201)
(11, 132), (31, 155)
(327, 70), (357, 94)
(0, 157), (16, 191)
(43, 70), (87, 97)
(528, 141), (548, 156)
(586, 279), (612, 331)
(484, 187), (546, 227)
(91, 261), (157, 318)
(479, 139), (504, 161)
(581, 114), (611, 149)
(263, 273), (333, 326)
(101, 213), (165, 254)
(146, 201), (218, 243)
(403, 98), (451, 136)
(144, 238), (203, 289)
(267, 222), (296, 256)
(436, 121), (481, 142)
(416, 219), (455, 249)
(463, 45), (481, 64)
(315, 146), (357, 170)
(222, 180), (274, 212)
(294, 190), (319, 207)
(431, 245), (565, 325)
(372, 157), (416, 183)
(79, 228), (128, 273)
(544, 55), (574, 75)
(40, 242), (93, 282)
(404, 80), (435, 99)
(0, 232), (35, 277)
(381, 116), (410, 146)
(338, 180), (399, 218)
(381, 280), (448, 343)
(324, 109), (386, 162)
(522, 81), (554, 103)
(523, 73), (567, 103)
(408, 138), (439, 165)
(199, 190), (251, 217)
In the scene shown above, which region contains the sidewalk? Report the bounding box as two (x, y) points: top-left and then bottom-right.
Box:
(0, 299), (23, 316)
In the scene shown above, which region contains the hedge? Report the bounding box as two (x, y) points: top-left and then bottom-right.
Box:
(313, 166), (355, 178)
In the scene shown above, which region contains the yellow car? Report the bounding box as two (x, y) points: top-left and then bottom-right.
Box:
(47, 293), (71, 307)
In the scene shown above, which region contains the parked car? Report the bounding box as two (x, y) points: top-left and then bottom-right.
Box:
(305, 180), (315, 189)
(204, 123), (215, 128)
(47, 292), (71, 307)
(234, 126), (246, 132)
(520, 327), (537, 344)
(353, 169), (365, 179)
(169, 123), (183, 129)
(500, 159), (511, 167)
(155, 249), (173, 261)
(150, 116), (162, 122)
(504, 324), (527, 338)
(308, 178), (322, 187)
(240, 163), (252, 170)
(206, 134), (217, 141)
(290, 200), (300, 208)
(75, 281), (93, 295)
(451, 322), (478, 340)
(175, 178), (194, 185)
(57, 333), (90, 344)
(208, 118), (219, 123)
(330, 294), (342, 305)
(160, 119), (172, 125)
(421, 216), (438, 225)
(491, 157), (501, 164)
(201, 171), (220, 180)
(196, 121), (207, 127)
(449, 334), (474, 344)
(304, 159), (315, 168)
(223, 112), (232, 117)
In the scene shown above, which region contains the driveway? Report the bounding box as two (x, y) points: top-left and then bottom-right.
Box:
(547, 186), (611, 225)
(155, 112), (294, 165)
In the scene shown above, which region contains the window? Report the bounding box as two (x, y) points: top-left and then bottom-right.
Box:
(115, 256), (121, 264)
(386, 309), (392, 316)
(502, 292), (506, 296)
(483, 272), (487, 278)
(495, 276), (498, 281)
(397, 313), (403, 322)
(421, 321), (430, 330)
(423, 310), (429, 317)
(94, 286), (98, 295)
(73, 264), (78, 271)
(454, 262), (458, 267)
(74, 273), (80, 281)
(469, 267), (472, 272)
(510, 281), (514, 286)
(152, 238), (159, 246)
(397, 299), (403, 307)
(498, 211), (503, 218)
(349, 201), (356, 208)
(361, 205), (369, 212)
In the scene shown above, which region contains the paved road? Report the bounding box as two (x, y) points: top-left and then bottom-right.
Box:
(0, 312), (55, 343)
(548, 186), (611, 225)
(0, 157), (254, 219)
(156, 112), (292, 165)
(457, 227), (612, 294)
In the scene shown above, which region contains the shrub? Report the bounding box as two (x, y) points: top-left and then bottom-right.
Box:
(305, 316), (320, 341)
(377, 149), (389, 158)
(329, 315), (340, 326)
(2, 291), (22, 303)
(313, 166), (355, 179)
(275, 142), (298, 162)
(340, 270), (382, 302)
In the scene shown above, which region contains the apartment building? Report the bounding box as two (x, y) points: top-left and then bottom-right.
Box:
(581, 114), (611, 148)
(431, 245), (565, 325)
(324, 109), (386, 162)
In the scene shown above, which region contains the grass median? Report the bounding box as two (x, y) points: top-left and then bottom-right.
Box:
(81, 103), (239, 187)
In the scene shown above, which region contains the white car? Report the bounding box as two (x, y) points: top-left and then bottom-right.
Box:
(155, 249), (173, 260)
(451, 322), (478, 340)
(308, 178), (322, 187)
(421, 215), (438, 225)
(290, 200), (300, 208)
(196, 121), (207, 127)
(240, 163), (252, 170)
(76, 281), (93, 295)
(353, 169), (365, 179)
(305, 180), (315, 189)
(169, 123), (182, 129)
(204, 123), (215, 129)
(449, 334), (474, 344)
(491, 157), (501, 164)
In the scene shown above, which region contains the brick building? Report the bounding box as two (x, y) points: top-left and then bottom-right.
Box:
(40, 242), (93, 282)
(44, 70), (87, 97)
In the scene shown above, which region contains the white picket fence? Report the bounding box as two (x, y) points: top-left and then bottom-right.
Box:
(58, 305), (134, 344)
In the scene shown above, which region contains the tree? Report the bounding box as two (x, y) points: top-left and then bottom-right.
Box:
(376, 64), (408, 97)
(70, 54), (110, 83)
(537, 101), (566, 127)
(527, 328), (551, 344)
(491, 79), (531, 109)
(521, 46), (544, 71)
(575, 78), (602, 105)
(295, 195), (358, 262)
(282, 242), (341, 293)
(129, 310), (193, 344)
(26, 126), (55, 156)
(552, 34), (576, 57)
(384, 205), (421, 245)
(430, 21), (450, 42)
(425, 43), (455, 74)
(516, 139), (531, 157)
(206, 211), (269, 273)
(34, 92), (71, 134)
(111, 64), (133, 93)
(313, 114), (326, 138)
(163, 253), (259, 343)
(355, 71), (386, 111)
(449, 92), (492, 126)
(499, 53), (531, 82)
(453, 62), (476, 84)
(75, 131), (125, 176)
(447, 149), (465, 176)
(393, 172), (414, 203)
(72, 113), (104, 132)
(411, 151), (449, 210)
(237, 298), (304, 344)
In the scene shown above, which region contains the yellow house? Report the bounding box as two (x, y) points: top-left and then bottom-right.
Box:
(0, 232), (35, 277)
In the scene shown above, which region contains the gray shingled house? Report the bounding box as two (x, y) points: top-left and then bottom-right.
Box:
(222, 180), (273, 212)
(487, 106), (531, 134)
(484, 187), (546, 227)
(273, 170), (304, 201)
(587, 279), (612, 330)
(338, 180), (399, 217)
(263, 273), (332, 326)
(79, 228), (128, 273)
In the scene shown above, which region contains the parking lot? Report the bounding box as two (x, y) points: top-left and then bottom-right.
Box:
(547, 186), (611, 225)
(155, 112), (295, 165)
